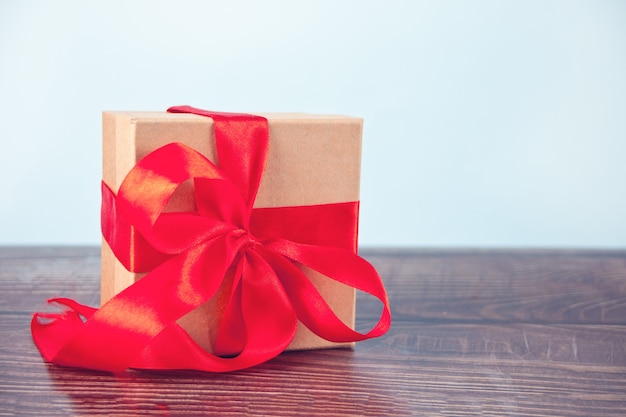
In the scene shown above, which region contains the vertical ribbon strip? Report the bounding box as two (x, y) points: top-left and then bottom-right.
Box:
(31, 106), (391, 373)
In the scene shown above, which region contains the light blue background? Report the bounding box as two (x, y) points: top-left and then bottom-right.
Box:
(1, 0), (625, 248)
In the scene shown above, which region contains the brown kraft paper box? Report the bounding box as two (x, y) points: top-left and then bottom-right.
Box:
(101, 111), (363, 353)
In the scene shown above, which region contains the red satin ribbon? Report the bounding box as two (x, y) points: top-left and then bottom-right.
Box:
(31, 106), (391, 373)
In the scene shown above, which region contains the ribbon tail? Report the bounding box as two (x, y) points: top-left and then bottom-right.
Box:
(264, 240), (391, 342)
(36, 236), (237, 373)
(31, 299), (97, 363)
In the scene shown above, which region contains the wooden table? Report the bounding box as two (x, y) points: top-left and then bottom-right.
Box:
(1, 247), (625, 416)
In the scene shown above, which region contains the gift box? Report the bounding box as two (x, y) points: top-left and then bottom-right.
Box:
(101, 110), (364, 353)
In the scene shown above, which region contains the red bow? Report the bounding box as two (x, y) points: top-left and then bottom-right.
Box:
(31, 106), (391, 373)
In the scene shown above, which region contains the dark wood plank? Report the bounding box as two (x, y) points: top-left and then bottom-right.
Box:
(3, 247), (626, 327)
(2, 314), (626, 416)
(2, 247), (626, 416)
(0, 247), (100, 313)
(362, 249), (626, 324)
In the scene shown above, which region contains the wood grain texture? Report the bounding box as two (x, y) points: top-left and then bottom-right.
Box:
(361, 249), (626, 324)
(1, 247), (626, 416)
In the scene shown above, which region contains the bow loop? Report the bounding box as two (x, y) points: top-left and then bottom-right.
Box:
(116, 142), (249, 254)
(262, 240), (391, 342)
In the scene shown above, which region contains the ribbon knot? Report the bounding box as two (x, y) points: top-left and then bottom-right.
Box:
(230, 228), (254, 243)
(31, 106), (391, 373)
